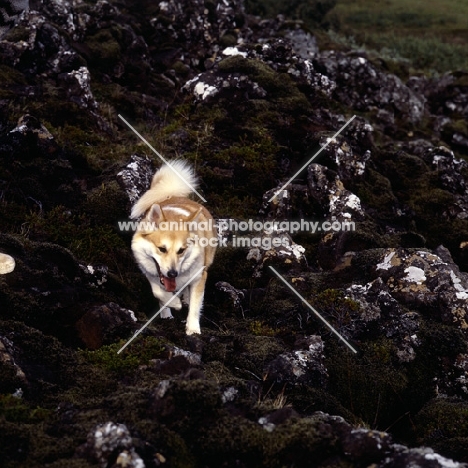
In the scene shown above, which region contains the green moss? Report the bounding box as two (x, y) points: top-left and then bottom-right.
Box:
(355, 168), (398, 219)
(25, 205), (132, 265)
(266, 415), (339, 467)
(156, 379), (223, 435)
(2, 25), (29, 42)
(326, 339), (409, 430)
(204, 140), (278, 200)
(367, 148), (468, 260)
(314, 289), (360, 312)
(218, 56), (311, 111)
(198, 415), (266, 466)
(310, 289), (361, 336)
(21, 99), (93, 130)
(83, 181), (129, 225)
(0, 65), (26, 99)
(154, 426), (196, 468)
(230, 335), (286, 378)
(49, 123), (104, 154)
(416, 398), (468, 442)
(219, 33), (238, 48)
(249, 320), (278, 336)
(0, 321), (78, 396)
(84, 28), (121, 68)
(288, 386), (360, 423)
(80, 336), (165, 374)
(0, 394), (51, 424)
(415, 398), (468, 460)
(206, 246), (257, 291)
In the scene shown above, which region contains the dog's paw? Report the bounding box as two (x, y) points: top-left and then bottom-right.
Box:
(186, 325), (201, 335)
(160, 307), (174, 319)
(168, 296), (182, 310)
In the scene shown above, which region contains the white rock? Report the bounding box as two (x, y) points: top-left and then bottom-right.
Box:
(0, 253), (15, 274)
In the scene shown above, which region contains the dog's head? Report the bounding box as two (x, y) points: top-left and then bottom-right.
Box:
(132, 204), (201, 292)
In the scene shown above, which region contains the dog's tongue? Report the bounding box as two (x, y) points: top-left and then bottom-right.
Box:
(162, 275), (177, 292)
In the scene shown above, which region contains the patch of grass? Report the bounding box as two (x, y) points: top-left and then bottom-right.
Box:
(333, 0), (468, 33)
(329, 0), (468, 74)
(327, 30), (468, 75)
(244, 0), (336, 26)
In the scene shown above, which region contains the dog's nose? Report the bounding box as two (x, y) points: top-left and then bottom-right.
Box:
(167, 269), (178, 278)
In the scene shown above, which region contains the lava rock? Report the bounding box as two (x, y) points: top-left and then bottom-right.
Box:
(78, 421), (145, 468)
(76, 302), (139, 350)
(264, 335), (328, 387)
(116, 154), (155, 206)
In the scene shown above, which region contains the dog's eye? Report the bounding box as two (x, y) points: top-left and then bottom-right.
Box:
(158, 246), (167, 253)
(177, 247), (186, 255)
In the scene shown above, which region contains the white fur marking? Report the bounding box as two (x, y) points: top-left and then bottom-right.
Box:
(163, 206), (192, 217)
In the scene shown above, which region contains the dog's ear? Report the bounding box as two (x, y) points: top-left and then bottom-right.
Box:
(147, 204), (165, 223)
(186, 207), (203, 231)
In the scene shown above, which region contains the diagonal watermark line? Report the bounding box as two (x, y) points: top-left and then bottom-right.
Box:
(269, 266), (358, 354)
(268, 115), (357, 202)
(117, 266), (205, 354)
(118, 114), (207, 203)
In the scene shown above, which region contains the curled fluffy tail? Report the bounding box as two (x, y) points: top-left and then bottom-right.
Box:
(130, 160), (198, 219)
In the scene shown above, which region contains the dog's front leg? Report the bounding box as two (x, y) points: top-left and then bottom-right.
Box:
(148, 277), (182, 319)
(186, 270), (207, 335)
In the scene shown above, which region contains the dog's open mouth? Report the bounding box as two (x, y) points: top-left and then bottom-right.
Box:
(160, 275), (177, 292)
(153, 259), (177, 292)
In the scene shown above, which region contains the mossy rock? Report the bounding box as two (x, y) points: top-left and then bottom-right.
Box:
(415, 398), (468, 462)
(197, 414), (266, 466)
(152, 379), (224, 436)
(218, 56), (311, 112)
(287, 386), (360, 424)
(380, 151), (430, 193)
(0, 321), (78, 400)
(325, 339), (410, 430)
(265, 414), (340, 467)
(229, 335), (286, 378)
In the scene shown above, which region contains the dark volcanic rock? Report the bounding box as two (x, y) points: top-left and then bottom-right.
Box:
(76, 302), (139, 350)
(312, 50), (426, 123)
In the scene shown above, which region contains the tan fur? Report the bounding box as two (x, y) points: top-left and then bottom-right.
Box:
(131, 162), (217, 335)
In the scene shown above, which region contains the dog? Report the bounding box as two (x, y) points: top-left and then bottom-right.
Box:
(130, 160), (217, 335)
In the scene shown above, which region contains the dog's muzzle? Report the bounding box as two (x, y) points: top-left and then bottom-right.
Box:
(154, 259), (177, 292)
